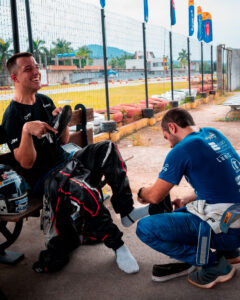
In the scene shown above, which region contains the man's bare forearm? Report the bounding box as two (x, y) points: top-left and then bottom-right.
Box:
(182, 191), (197, 205)
(14, 123), (36, 169)
(138, 179), (174, 205)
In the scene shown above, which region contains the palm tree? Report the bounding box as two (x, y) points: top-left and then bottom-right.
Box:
(75, 46), (92, 68)
(27, 39), (49, 66)
(51, 39), (73, 65)
(0, 39), (13, 72)
(51, 39), (73, 55)
(177, 49), (188, 69)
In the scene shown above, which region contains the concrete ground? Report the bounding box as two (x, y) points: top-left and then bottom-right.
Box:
(1, 97), (240, 300)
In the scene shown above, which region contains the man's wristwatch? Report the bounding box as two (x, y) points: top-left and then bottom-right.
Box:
(137, 187), (143, 198)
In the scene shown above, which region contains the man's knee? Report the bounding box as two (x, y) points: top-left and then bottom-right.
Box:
(136, 216), (154, 243)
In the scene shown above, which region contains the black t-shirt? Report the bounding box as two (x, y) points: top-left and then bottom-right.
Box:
(2, 93), (68, 187)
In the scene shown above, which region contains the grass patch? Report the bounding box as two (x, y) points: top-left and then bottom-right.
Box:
(0, 81), (189, 122)
(216, 117), (240, 122)
(129, 134), (151, 146)
(150, 126), (162, 131)
(215, 118), (225, 122)
(180, 96), (192, 105)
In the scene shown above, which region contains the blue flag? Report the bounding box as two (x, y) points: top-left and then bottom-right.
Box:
(202, 12), (213, 43)
(144, 0), (149, 23)
(197, 6), (203, 41)
(100, 0), (105, 8)
(188, 0), (194, 36)
(170, 0), (176, 26)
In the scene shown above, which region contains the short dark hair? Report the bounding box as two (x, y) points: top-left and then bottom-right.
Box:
(6, 52), (33, 74)
(161, 108), (195, 132)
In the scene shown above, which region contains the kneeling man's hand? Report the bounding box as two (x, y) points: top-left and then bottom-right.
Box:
(172, 198), (184, 210)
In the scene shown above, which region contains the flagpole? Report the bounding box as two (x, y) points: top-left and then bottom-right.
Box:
(186, 1), (195, 103)
(200, 41), (207, 98)
(211, 45), (214, 91)
(141, 0), (153, 118)
(209, 44), (216, 95)
(169, 0), (177, 107)
(169, 29), (174, 102)
(187, 37), (191, 97)
(101, 8), (110, 121)
(142, 22), (149, 108)
(186, 37), (194, 103)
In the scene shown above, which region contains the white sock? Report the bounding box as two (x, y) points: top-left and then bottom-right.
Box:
(121, 205), (149, 227)
(115, 244), (139, 274)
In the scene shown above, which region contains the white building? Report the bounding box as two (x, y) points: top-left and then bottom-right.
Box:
(125, 51), (167, 71)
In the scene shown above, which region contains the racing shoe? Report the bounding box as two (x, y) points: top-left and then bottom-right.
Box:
(188, 256), (236, 289)
(218, 249), (240, 265)
(152, 262), (196, 282)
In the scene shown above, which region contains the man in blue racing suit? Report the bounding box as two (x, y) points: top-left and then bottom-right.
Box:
(136, 107), (240, 288)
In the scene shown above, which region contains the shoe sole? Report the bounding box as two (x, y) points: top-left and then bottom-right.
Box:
(152, 265), (196, 282)
(227, 257), (240, 264)
(187, 266), (236, 289)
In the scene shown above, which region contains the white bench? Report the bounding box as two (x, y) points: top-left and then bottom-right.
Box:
(224, 95), (240, 120)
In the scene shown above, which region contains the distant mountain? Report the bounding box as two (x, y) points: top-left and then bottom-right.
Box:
(86, 44), (134, 59)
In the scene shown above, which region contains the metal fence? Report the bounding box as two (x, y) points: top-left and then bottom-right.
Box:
(0, 0), (228, 124)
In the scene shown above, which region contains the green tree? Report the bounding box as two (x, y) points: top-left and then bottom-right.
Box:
(199, 62), (212, 74)
(177, 49), (188, 69)
(109, 57), (118, 69)
(50, 39), (73, 65)
(109, 53), (135, 69)
(0, 38), (13, 72)
(27, 39), (49, 66)
(51, 39), (73, 55)
(75, 46), (92, 68)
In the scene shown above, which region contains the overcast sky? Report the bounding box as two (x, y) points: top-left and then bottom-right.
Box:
(86, 0), (240, 49)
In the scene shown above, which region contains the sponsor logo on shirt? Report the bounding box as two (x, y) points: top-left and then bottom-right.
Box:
(11, 138), (18, 144)
(235, 175), (240, 186)
(216, 153), (231, 163)
(24, 113), (31, 120)
(162, 164), (169, 172)
(208, 142), (221, 151)
(43, 103), (51, 108)
(231, 158), (240, 173)
(205, 133), (217, 140)
(219, 140), (226, 147)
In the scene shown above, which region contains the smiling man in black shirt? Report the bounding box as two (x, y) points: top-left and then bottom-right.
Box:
(2, 52), (150, 274)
